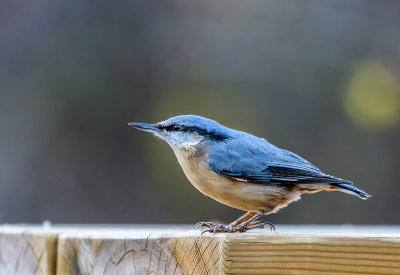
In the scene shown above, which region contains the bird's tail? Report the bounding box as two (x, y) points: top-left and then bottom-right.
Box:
(331, 182), (372, 200)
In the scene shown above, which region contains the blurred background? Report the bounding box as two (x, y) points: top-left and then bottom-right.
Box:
(0, 0), (399, 225)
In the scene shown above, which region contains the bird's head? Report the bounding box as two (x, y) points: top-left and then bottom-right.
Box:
(129, 115), (229, 153)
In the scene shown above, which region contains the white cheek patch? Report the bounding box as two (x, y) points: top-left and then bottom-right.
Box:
(180, 138), (202, 149)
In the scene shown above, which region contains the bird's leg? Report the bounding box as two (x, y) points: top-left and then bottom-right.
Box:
(235, 212), (263, 230)
(228, 211), (257, 227)
(235, 212), (275, 232)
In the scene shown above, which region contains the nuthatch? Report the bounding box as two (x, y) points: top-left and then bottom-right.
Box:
(129, 115), (371, 233)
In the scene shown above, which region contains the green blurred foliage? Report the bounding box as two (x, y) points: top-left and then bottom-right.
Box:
(344, 62), (400, 132)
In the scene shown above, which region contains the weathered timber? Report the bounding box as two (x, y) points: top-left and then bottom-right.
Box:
(56, 231), (223, 275)
(0, 226), (58, 275)
(0, 225), (400, 275)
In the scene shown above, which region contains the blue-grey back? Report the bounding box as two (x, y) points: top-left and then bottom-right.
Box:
(207, 128), (320, 175)
(204, 126), (352, 185)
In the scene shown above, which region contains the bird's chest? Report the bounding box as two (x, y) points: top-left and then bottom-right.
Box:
(173, 150), (220, 196)
(172, 148), (286, 212)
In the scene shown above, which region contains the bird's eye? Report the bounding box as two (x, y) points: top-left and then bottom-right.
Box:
(172, 124), (181, 131)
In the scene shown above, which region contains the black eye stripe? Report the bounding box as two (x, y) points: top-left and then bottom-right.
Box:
(160, 124), (183, 131)
(158, 123), (229, 141)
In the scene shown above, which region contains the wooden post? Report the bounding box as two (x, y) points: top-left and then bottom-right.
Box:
(0, 227), (58, 275)
(1, 225), (400, 274)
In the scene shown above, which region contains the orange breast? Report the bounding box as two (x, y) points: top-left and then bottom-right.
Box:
(173, 149), (302, 213)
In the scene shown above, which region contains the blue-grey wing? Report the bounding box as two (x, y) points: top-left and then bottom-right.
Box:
(207, 134), (351, 185)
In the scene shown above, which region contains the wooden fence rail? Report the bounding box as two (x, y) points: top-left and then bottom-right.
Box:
(1, 225), (399, 274)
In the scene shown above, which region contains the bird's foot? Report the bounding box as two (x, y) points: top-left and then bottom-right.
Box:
(194, 220), (275, 234)
(194, 222), (234, 234)
(244, 220), (276, 231)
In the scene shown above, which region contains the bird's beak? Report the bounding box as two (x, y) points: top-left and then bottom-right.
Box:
(128, 122), (159, 133)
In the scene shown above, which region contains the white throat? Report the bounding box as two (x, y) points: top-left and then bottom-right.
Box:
(170, 137), (203, 153)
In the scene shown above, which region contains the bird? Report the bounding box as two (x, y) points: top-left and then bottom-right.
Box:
(129, 115), (371, 233)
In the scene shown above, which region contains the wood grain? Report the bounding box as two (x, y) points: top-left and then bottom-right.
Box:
(223, 233), (400, 274)
(0, 227), (58, 275)
(56, 231), (223, 275)
(0, 225), (400, 275)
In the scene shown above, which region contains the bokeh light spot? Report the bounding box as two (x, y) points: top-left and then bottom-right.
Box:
(344, 62), (400, 132)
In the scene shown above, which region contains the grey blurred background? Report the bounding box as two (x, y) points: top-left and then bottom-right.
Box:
(0, 0), (399, 225)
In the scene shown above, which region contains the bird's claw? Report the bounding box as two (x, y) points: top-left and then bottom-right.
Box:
(194, 222), (212, 230)
(244, 220), (276, 231)
(194, 220), (275, 234)
(195, 222), (231, 234)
